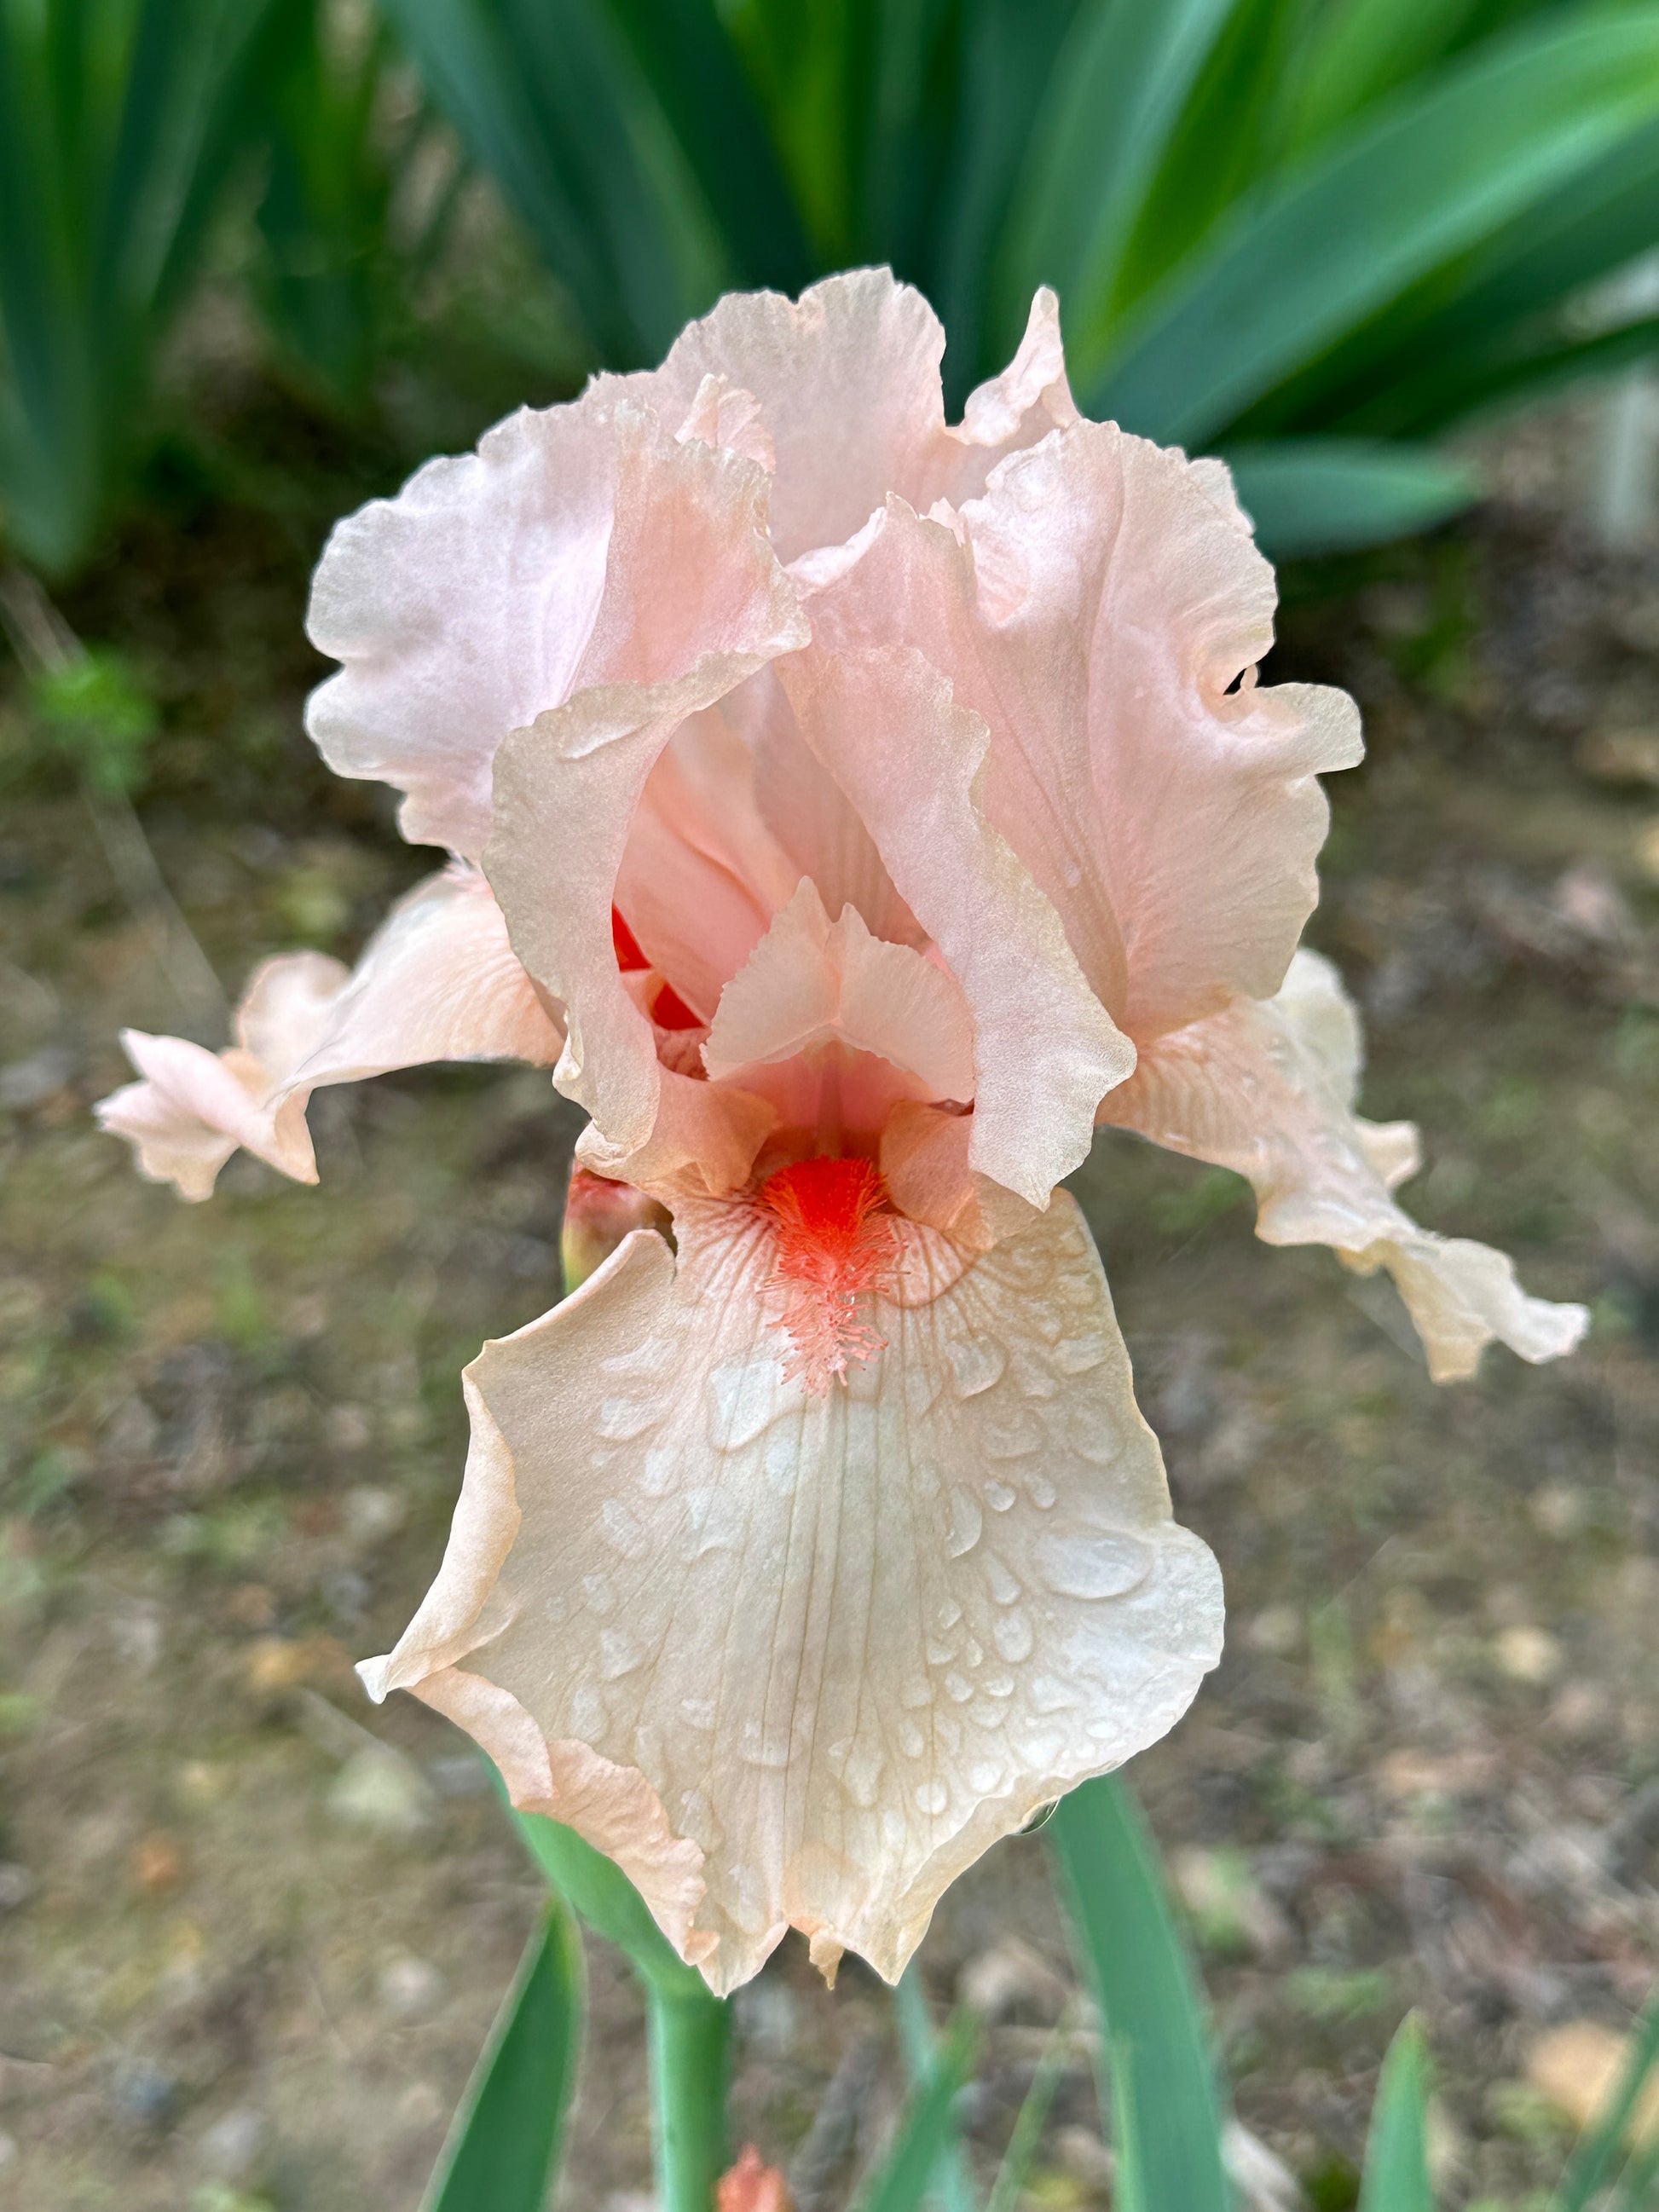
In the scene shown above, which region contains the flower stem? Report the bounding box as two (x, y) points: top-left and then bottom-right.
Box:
(645, 1981), (732, 2210)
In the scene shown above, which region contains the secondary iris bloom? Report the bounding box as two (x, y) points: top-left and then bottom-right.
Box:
(98, 273), (1586, 1993)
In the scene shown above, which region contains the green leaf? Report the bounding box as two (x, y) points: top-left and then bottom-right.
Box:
(853, 2008), (980, 2212)
(1359, 2017), (1436, 2212)
(1048, 1776), (1231, 2212)
(1223, 438), (1477, 556)
(893, 1962), (980, 2212)
(600, 0), (813, 291)
(991, 0), (1238, 356)
(512, 1808), (708, 2002)
(1090, 9), (1659, 444)
(379, 0), (720, 365)
(1556, 1988), (1659, 2212)
(985, 2019), (1069, 2212)
(420, 1899), (583, 2212)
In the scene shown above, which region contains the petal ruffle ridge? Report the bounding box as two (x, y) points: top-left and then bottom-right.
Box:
(1099, 951), (1589, 1382)
(778, 642), (1136, 1206)
(95, 866), (561, 1201)
(307, 396), (801, 858)
(483, 426), (806, 1181)
(609, 271), (1078, 569)
(806, 428), (1362, 1041)
(361, 1190), (1223, 1994)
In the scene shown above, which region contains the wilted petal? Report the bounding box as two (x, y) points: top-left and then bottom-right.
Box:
(1100, 951), (1589, 1381)
(361, 1192), (1222, 1993)
(308, 399), (801, 857)
(484, 430), (807, 1165)
(779, 644), (1135, 1205)
(95, 869), (561, 1201)
(703, 879), (975, 1102)
(807, 429), (1362, 1040)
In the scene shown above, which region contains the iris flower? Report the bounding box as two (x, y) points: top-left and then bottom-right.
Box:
(99, 273), (1585, 1992)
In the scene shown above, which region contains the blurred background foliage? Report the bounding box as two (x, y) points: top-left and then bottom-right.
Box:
(6, 0), (1659, 584)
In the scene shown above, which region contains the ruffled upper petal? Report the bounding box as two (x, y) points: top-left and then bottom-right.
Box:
(306, 396), (801, 858)
(361, 1188), (1222, 1994)
(1100, 950), (1589, 1382)
(609, 272), (1083, 569)
(777, 642), (1135, 1206)
(483, 430), (807, 1177)
(806, 430), (1362, 1042)
(95, 868), (562, 1201)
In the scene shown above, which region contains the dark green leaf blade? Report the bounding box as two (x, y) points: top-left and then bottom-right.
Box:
(1358, 2016), (1436, 2212)
(421, 1898), (584, 2212)
(1090, 9), (1659, 444)
(1223, 438), (1476, 556)
(1048, 1776), (1230, 2212)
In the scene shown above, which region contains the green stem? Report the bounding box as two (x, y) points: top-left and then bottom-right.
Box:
(645, 1983), (733, 2211)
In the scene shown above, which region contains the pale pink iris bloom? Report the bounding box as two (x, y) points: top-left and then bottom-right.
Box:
(97, 272), (1585, 1993)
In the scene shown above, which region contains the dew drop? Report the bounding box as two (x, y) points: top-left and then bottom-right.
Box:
(946, 1332), (1006, 1398)
(581, 1570), (617, 1618)
(985, 1555), (1021, 1604)
(1034, 1528), (1153, 1599)
(596, 1396), (659, 1441)
(926, 1638), (954, 1667)
(934, 1597), (963, 1631)
(945, 1670), (974, 1704)
(982, 1407), (1043, 1460)
(916, 1780), (950, 1816)
(680, 1695), (717, 1730)
(992, 1611), (1034, 1662)
(706, 1354), (784, 1451)
(899, 1720), (926, 1759)
(571, 1685), (606, 1736)
(842, 1741), (885, 1809)
(1050, 1334), (1106, 1375)
(943, 1485), (982, 1559)
(968, 1760), (1003, 1793)
(984, 1479), (1016, 1512)
(1027, 1475), (1057, 1510)
(598, 1496), (650, 1559)
(600, 1628), (645, 1679)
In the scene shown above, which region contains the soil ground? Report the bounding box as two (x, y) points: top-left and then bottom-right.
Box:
(0, 424), (1656, 2211)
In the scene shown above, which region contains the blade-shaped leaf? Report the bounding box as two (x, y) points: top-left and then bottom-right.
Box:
(512, 1807), (712, 2003)
(1048, 1776), (1231, 2212)
(893, 1962), (980, 2212)
(990, 0), (1237, 358)
(1223, 437), (1477, 556)
(420, 1898), (584, 2212)
(1359, 2017), (1436, 2212)
(853, 2008), (980, 2212)
(1557, 1989), (1659, 2212)
(1090, 9), (1659, 444)
(601, 0), (813, 290)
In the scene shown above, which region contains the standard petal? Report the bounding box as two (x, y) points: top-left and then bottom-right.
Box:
(307, 398), (801, 857)
(608, 273), (1083, 569)
(777, 643), (1135, 1206)
(361, 1191), (1222, 1994)
(1100, 951), (1589, 1382)
(806, 430), (1363, 1041)
(483, 429), (807, 1169)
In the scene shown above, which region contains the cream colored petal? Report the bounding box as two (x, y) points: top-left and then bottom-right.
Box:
(280, 864), (562, 1094)
(926, 287), (1079, 507)
(1101, 950), (1588, 1382)
(778, 643), (1135, 1205)
(806, 431), (1362, 1041)
(97, 869), (563, 1202)
(483, 433), (807, 1163)
(702, 880), (975, 1102)
(96, 1033), (293, 1202)
(307, 398), (800, 858)
(609, 269), (949, 564)
(361, 1193), (1222, 1994)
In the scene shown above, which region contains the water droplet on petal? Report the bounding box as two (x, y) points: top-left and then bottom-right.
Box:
(600, 1628), (645, 1679)
(992, 1611), (1034, 1662)
(596, 1396), (658, 1441)
(944, 1485), (982, 1558)
(984, 1479), (1015, 1512)
(915, 1780), (949, 1816)
(1035, 1529), (1153, 1599)
(946, 1333), (1006, 1397)
(899, 1721), (926, 1759)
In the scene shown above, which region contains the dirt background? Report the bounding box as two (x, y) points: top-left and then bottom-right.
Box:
(1, 405), (1656, 2211)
